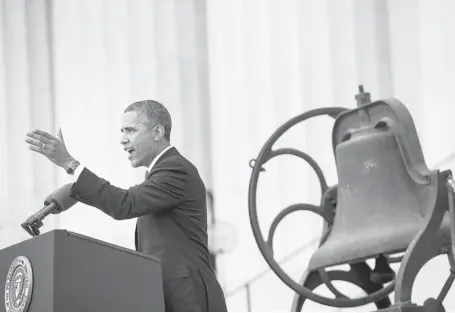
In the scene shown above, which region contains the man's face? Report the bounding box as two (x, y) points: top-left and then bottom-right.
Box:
(120, 111), (157, 168)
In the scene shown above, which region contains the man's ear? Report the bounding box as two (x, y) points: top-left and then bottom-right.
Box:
(154, 125), (165, 141)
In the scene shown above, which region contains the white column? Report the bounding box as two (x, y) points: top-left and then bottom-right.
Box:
(353, 0), (394, 99)
(0, 0), (57, 248)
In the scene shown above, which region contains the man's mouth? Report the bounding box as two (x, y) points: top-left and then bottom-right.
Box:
(125, 148), (135, 158)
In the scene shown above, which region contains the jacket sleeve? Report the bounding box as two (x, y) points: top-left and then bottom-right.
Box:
(70, 167), (187, 220)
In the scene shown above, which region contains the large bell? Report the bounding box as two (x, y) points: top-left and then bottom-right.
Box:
(308, 98), (444, 271)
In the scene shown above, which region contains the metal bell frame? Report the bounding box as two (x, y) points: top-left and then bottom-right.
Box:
(248, 86), (455, 311)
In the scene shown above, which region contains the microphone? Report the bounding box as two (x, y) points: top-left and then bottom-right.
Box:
(21, 183), (77, 237)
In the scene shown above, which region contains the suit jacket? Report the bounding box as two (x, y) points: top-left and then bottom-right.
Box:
(70, 147), (227, 311)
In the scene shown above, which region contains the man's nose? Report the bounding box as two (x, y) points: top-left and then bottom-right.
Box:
(120, 135), (129, 145)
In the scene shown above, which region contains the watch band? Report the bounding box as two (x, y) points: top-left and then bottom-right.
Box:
(66, 160), (81, 175)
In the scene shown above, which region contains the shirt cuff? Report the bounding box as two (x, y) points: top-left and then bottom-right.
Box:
(72, 163), (85, 181)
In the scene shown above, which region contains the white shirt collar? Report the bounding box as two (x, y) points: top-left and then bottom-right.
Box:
(147, 145), (173, 173)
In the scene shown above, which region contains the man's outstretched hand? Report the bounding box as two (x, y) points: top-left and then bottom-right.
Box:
(25, 128), (76, 170)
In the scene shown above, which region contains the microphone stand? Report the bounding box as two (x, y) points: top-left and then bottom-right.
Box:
(21, 183), (76, 237)
(21, 203), (57, 237)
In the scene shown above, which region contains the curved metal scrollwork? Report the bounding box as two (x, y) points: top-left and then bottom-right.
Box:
(291, 262), (392, 311)
(248, 107), (394, 308)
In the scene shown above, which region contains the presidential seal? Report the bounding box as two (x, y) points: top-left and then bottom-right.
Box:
(4, 256), (33, 312)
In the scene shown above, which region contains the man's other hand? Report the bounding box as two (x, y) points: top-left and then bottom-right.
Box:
(25, 128), (75, 169)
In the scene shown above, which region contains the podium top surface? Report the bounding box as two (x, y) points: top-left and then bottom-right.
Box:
(58, 229), (161, 263)
(5, 229), (160, 264)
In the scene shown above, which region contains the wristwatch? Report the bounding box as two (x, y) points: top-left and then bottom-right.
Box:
(66, 160), (80, 175)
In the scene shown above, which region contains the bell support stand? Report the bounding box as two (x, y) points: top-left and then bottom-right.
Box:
(248, 85), (455, 311)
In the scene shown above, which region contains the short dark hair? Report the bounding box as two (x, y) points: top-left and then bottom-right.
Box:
(124, 100), (172, 141)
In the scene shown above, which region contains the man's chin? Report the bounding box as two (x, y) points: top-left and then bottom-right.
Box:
(129, 159), (141, 168)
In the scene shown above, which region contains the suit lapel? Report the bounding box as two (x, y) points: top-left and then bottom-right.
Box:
(137, 147), (178, 251)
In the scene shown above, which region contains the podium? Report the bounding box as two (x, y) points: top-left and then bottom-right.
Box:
(0, 229), (164, 312)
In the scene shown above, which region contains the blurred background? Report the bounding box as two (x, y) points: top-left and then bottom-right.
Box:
(2, 0), (455, 311)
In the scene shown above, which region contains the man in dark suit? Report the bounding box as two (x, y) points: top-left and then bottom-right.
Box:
(25, 100), (227, 312)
